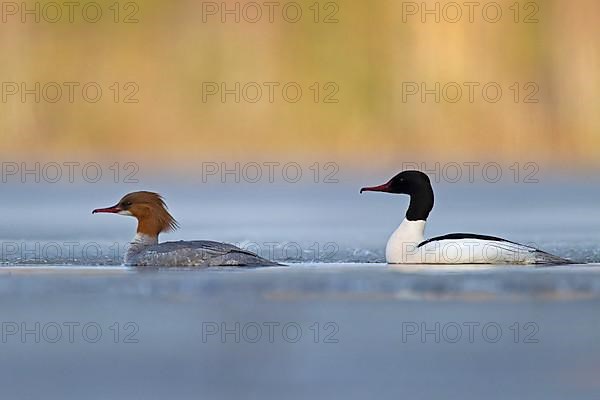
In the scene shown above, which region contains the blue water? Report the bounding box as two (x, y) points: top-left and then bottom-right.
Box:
(1, 179), (599, 264)
(1, 180), (600, 399)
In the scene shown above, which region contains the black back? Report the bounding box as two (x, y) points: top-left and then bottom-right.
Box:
(418, 233), (517, 248)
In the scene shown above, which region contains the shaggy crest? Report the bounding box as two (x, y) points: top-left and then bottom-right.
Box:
(93, 191), (179, 237)
(121, 191), (179, 233)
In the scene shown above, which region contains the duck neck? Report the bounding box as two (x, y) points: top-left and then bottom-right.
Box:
(386, 186), (433, 255)
(405, 186), (434, 222)
(128, 232), (158, 254)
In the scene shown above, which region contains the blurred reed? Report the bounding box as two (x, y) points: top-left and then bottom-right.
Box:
(0, 0), (598, 170)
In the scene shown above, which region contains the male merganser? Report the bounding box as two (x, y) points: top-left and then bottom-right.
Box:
(92, 191), (279, 267)
(361, 170), (570, 265)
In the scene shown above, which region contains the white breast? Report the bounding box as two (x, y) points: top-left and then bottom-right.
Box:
(124, 233), (158, 265)
(385, 219), (426, 263)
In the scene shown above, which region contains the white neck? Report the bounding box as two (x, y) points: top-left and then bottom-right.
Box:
(124, 233), (158, 263)
(385, 219), (426, 264)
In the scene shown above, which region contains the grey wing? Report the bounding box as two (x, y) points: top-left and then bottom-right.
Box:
(529, 249), (572, 265)
(465, 239), (571, 265)
(184, 241), (259, 255)
(129, 240), (281, 267)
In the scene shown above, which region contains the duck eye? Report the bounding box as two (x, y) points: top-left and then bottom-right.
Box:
(123, 201), (132, 207)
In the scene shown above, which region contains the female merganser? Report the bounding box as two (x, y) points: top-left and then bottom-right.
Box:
(92, 191), (279, 267)
(361, 170), (570, 265)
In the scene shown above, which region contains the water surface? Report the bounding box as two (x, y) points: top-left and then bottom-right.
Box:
(1, 180), (600, 399)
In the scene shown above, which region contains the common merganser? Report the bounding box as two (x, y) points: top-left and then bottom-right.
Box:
(361, 170), (570, 265)
(92, 191), (279, 267)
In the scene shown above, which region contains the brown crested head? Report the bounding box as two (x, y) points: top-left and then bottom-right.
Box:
(93, 191), (179, 237)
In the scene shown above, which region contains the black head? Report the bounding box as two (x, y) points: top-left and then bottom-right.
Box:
(360, 170), (435, 221)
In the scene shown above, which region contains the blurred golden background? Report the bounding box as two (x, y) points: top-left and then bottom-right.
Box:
(0, 0), (598, 170)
